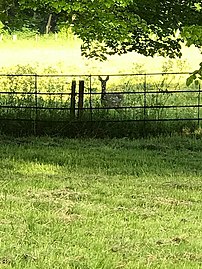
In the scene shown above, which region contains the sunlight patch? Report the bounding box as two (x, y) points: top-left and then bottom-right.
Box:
(17, 162), (60, 176)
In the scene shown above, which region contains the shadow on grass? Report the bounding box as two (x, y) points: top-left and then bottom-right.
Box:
(0, 135), (202, 179)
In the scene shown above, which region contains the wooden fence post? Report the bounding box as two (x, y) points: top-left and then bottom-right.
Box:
(35, 34), (39, 42)
(78, 80), (84, 119)
(70, 80), (76, 119)
(13, 35), (17, 41)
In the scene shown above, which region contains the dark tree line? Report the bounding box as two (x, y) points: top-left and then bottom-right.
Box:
(0, 0), (67, 33)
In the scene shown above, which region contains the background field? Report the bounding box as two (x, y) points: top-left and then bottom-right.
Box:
(0, 135), (202, 269)
(0, 34), (201, 74)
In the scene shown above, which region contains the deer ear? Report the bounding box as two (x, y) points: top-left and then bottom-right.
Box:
(106, 75), (109, 81)
(98, 76), (102, 81)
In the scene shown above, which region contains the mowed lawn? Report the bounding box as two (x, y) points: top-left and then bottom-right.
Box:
(0, 135), (202, 269)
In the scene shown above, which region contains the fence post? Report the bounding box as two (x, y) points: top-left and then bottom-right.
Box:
(143, 74), (147, 135)
(13, 35), (17, 41)
(198, 83), (201, 128)
(89, 75), (92, 121)
(78, 80), (84, 119)
(34, 74), (38, 135)
(70, 80), (76, 119)
(35, 34), (39, 42)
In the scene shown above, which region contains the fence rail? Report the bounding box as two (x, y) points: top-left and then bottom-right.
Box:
(0, 72), (201, 136)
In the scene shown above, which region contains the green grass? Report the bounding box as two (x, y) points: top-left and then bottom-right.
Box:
(0, 33), (201, 73)
(0, 136), (202, 268)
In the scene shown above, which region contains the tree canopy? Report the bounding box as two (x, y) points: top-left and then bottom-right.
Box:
(12, 0), (201, 60)
(0, 0), (202, 63)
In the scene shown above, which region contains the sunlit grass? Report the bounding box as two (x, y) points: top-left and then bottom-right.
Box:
(0, 136), (202, 268)
(0, 34), (201, 74)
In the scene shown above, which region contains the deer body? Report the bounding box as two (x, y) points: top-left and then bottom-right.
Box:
(98, 76), (123, 107)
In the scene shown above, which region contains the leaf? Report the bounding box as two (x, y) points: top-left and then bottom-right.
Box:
(186, 74), (195, 86)
(195, 80), (199, 86)
(186, 77), (193, 87)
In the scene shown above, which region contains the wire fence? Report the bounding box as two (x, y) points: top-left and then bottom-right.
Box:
(0, 72), (201, 136)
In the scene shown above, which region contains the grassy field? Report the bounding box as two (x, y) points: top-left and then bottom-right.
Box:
(0, 34), (201, 74)
(0, 135), (202, 268)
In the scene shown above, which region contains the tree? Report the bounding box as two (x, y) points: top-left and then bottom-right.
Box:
(20, 0), (202, 85)
(0, 0), (20, 30)
(0, 0), (60, 33)
(182, 9), (202, 86)
(1, 1), (202, 75)
(17, 0), (202, 60)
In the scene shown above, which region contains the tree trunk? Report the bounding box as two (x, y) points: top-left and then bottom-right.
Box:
(45, 14), (52, 34)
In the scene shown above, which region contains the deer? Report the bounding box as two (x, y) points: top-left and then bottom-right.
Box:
(98, 76), (123, 108)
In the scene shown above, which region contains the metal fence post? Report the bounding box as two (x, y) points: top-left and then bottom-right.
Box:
(89, 75), (93, 121)
(78, 80), (84, 119)
(143, 73), (147, 134)
(198, 83), (201, 128)
(70, 80), (76, 119)
(34, 74), (38, 135)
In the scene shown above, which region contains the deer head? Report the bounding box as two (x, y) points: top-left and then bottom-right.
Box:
(98, 76), (109, 100)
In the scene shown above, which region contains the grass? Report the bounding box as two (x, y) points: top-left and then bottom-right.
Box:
(0, 33), (201, 73)
(0, 135), (202, 268)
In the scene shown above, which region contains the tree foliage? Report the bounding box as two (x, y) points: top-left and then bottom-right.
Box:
(0, 0), (202, 63)
(14, 0), (201, 60)
(0, 0), (60, 33)
(181, 3), (202, 86)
